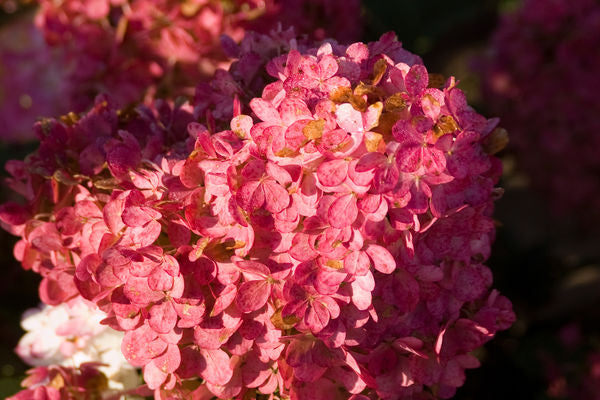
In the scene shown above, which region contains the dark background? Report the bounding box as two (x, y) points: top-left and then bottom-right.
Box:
(1, 0), (599, 398)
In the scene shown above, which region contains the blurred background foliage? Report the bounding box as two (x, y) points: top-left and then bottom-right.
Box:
(1, 0), (599, 398)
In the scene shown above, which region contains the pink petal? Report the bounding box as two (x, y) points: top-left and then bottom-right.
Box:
(173, 297), (206, 328)
(236, 180), (265, 212)
(328, 193), (358, 228)
(355, 152), (386, 172)
(236, 280), (270, 313)
(143, 361), (168, 390)
(235, 260), (270, 277)
(124, 276), (164, 305)
(152, 343), (181, 374)
(149, 300), (178, 334)
(211, 284), (238, 317)
(148, 268), (174, 291)
(317, 159), (348, 187)
(263, 180), (290, 214)
(405, 64), (429, 97)
(199, 348), (234, 386)
(335, 103), (363, 132)
(318, 54), (338, 79)
(344, 251), (370, 276)
(306, 301), (330, 333)
(250, 98), (280, 124)
(351, 283), (372, 311)
(365, 244), (396, 274)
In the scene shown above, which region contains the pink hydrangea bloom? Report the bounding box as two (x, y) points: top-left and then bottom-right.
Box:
(31, 0), (363, 114)
(480, 0), (600, 225)
(7, 363), (140, 400)
(0, 11), (69, 142)
(2, 31), (514, 399)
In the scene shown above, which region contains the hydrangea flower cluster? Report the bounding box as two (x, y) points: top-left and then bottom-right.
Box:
(33, 0), (362, 113)
(8, 363), (125, 400)
(16, 296), (139, 392)
(480, 0), (600, 224)
(1, 30), (514, 399)
(0, 11), (69, 142)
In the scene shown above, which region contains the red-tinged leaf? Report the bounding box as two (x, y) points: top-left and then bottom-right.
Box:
(143, 361), (168, 390)
(250, 98), (280, 124)
(306, 301), (330, 333)
(199, 348), (233, 386)
(365, 244), (396, 274)
(317, 159), (348, 187)
(405, 64), (429, 97)
(211, 284), (237, 316)
(344, 251), (370, 276)
(236, 180), (264, 211)
(262, 180), (290, 214)
(236, 280), (270, 313)
(328, 193), (358, 228)
(149, 301), (178, 334)
(152, 343), (181, 374)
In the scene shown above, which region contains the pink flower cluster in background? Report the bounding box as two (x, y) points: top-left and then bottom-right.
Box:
(0, 12), (69, 142)
(33, 0), (363, 113)
(481, 0), (600, 224)
(0, 0), (361, 143)
(8, 363), (125, 400)
(1, 29), (514, 399)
